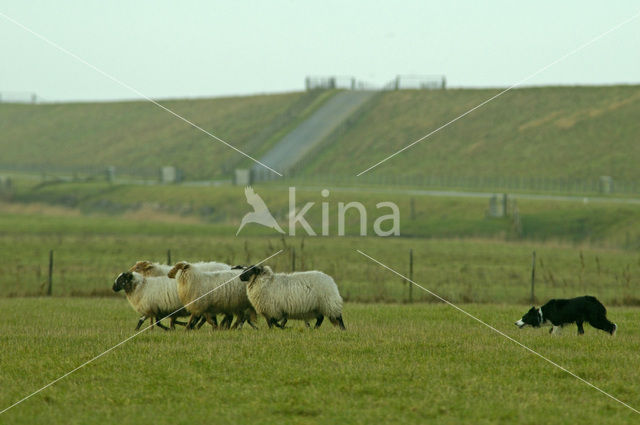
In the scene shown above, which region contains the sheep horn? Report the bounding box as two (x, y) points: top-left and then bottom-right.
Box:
(168, 262), (188, 278)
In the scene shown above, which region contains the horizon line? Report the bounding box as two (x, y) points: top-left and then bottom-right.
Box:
(3, 81), (640, 105)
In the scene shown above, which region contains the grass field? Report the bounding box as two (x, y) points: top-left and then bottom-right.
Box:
(6, 180), (640, 246)
(1, 205), (640, 305)
(0, 299), (638, 424)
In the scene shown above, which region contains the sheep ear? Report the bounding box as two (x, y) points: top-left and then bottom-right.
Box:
(129, 261), (143, 272)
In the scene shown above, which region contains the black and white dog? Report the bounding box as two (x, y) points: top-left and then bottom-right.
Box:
(515, 296), (617, 335)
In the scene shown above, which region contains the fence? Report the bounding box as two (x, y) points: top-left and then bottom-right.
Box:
(0, 163), (179, 184)
(305, 74), (447, 92)
(305, 76), (359, 90)
(7, 246), (639, 307)
(0, 91), (41, 104)
(262, 172), (640, 196)
(3, 161), (637, 196)
(392, 75), (446, 90)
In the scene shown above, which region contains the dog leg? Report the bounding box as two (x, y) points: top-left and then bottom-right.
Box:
(588, 316), (617, 335)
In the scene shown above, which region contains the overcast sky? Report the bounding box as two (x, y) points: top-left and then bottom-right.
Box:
(1, 1), (639, 102)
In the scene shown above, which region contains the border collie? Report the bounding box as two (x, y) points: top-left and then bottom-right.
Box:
(515, 296), (616, 335)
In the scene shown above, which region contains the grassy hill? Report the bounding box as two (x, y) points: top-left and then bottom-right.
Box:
(0, 90), (333, 180)
(2, 85), (640, 184)
(299, 85), (640, 182)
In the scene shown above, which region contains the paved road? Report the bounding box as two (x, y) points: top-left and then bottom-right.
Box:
(252, 91), (376, 175)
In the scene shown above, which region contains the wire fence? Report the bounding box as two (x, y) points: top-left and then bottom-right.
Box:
(305, 74), (447, 92)
(258, 172), (640, 196)
(1, 161), (637, 196)
(0, 91), (41, 104)
(0, 163), (164, 183)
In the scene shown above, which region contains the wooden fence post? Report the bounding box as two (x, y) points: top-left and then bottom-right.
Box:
(530, 251), (536, 305)
(47, 250), (53, 296)
(291, 248), (296, 272)
(167, 249), (172, 265)
(408, 249), (413, 303)
(410, 198), (416, 220)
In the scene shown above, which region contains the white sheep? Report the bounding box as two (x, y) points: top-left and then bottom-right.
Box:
(129, 260), (241, 329)
(113, 271), (189, 330)
(239, 265), (345, 330)
(129, 260), (231, 276)
(168, 262), (257, 330)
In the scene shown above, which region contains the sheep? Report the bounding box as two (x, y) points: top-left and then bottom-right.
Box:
(168, 262), (257, 330)
(129, 260), (239, 329)
(113, 271), (189, 331)
(129, 260), (231, 276)
(239, 265), (345, 330)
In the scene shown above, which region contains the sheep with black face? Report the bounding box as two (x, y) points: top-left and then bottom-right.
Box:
(240, 265), (345, 330)
(129, 260), (237, 329)
(113, 271), (189, 330)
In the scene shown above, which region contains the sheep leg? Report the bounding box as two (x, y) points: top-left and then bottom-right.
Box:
(245, 310), (258, 329)
(185, 314), (198, 331)
(149, 317), (155, 330)
(273, 318), (285, 329)
(154, 317), (170, 331)
(220, 314), (233, 329)
(204, 313), (219, 329)
(330, 316), (346, 330)
(314, 315), (324, 329)
(135, 316), (147, 331)
(305, 321), (311, 328)
(231, 315), (245, 330)
(338, 316), (346, 330)
(196, 316), (208, 329)
(173, 319), (188, 327)
(265, 315), (275, 329)
(246, 317), (258, 330)
(279, 314), (288, 329)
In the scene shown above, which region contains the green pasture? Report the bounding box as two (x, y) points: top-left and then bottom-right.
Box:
(5, 180), (640, 246)
(0, 300), (638, 424)
(1, 207), (639, 304)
